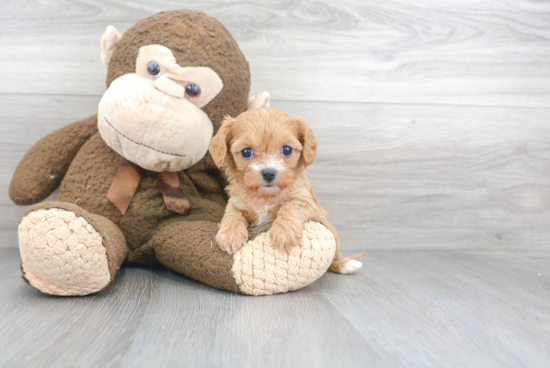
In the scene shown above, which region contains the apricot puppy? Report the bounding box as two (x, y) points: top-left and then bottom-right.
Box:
(209, 107), (365, 274)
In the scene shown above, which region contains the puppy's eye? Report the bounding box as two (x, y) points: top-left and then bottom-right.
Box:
(147, 61), (161, 77)
(186, 84), (201, 97)
(241, 148), (253, 159)
(282, 146), (293, 157)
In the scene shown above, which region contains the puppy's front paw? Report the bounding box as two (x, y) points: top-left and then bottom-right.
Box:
(216, 224), (248, 254)
(269, 219), (303, 253)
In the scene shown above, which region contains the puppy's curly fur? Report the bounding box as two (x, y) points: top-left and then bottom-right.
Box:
(209, 108), (365, 274)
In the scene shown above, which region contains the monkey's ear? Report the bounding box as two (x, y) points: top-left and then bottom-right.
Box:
(247, 91), (270, 110)
(294, 116), (317, 168)
(209, 116), (236, 168)
(100, 26), (122, 70)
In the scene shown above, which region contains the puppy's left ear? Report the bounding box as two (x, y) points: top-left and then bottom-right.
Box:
(209, 116), (236, 168)
(294, 116), (318, 168)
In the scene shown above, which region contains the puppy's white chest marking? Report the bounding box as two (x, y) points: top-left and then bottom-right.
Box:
(255, 205), (275, 225)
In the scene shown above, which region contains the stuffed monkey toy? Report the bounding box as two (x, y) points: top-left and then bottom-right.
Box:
(10, 10), (357, 296)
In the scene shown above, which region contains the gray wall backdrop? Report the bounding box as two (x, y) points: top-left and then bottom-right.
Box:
(2, 0), (550, 251)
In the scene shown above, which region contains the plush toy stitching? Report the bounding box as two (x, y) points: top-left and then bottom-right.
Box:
(19, 209), (110, 295)
(104, 117), (187, 157)
(232, 221), (336, 295)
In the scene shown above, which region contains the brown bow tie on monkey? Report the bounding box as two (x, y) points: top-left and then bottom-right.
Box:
(107, 160), (190, 215)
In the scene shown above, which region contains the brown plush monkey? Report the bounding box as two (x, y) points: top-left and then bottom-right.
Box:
(10, 10), (343, 296)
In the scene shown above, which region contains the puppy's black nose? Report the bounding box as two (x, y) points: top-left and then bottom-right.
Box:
(262, 169), (277, 183)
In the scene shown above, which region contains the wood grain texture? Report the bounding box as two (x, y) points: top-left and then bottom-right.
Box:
(2, 1), (550, 367)
(2, 1), (550, 250)
(1, 248), (549, 367)
(2, 95), (550, 250)
(1, 0), (550, 107)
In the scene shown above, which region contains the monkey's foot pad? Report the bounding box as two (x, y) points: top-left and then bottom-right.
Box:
(19, 208), (111, 296)
(232, 221), (336, 296)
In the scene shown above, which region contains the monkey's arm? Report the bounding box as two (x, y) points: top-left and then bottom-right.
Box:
(9, 115), (98, 205)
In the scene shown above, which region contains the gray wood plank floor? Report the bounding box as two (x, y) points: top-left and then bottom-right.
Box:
(1, 0), (550, 367)
(1, 248), (549, 368)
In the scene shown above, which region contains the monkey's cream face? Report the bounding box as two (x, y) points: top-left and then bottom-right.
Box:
(97, 45), (223, 172)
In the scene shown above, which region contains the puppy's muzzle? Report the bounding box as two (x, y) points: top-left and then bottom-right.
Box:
(261, 169), (277, 183)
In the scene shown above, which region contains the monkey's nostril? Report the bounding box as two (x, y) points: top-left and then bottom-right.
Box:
(261, 169), (277, 183)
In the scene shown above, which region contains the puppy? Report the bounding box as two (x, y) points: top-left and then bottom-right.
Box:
(209, 107), (365, 274)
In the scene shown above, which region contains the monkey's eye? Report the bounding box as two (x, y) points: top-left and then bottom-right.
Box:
(186, 84), (201, 97)
(282, 146), (293, 157)
(241, 148), (253, 159)
(147, 61), (161, 77)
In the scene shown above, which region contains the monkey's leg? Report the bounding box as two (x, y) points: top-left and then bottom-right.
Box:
(148, 220), (337, 296)
(148, 221), (241, 293)
(18, 201), (127, 296)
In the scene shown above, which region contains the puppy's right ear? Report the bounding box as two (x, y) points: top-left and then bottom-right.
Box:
(293, 116), (317, 168)
(209, 116), (236, 168)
